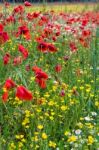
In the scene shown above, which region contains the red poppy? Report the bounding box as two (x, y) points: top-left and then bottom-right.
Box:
(47, 43), (57, 53)
(16, 86), (33, 101)
(33, 12), (40, 18)
(44, 28), (53, 37)
(18, 44), (29, 59)
(36, 71), (48, 80)
(52, 36), (57, 42)
(2, 91), (9, 103)
(41, 15), (48, 24)
(36, 78), (46, 89)
(0, 23), (3, 32)
(24, 1), (32, 7)
(27, 13), (34, 21)
(69, 42), (77, 52)
(37, 42), (57, 53)
(4, 2), (10, 8)
(35, 36), (43, 43)
(3, 53), (10, 65)
(55, 65), (62, 73)
(33, 66), (48, 80)
(32, 66), (42, 72)
(17, 25), (30, 40)
(13, 5), (24, 14)
(6, 16), (15, 23)
(82, 29), (91, 38)
(37, 42), (48, 53)
(0, 31), (9, 44)
(32, 66), (48, 89)
(4, 79), (16, 90)
(82, 18), (88, 26)
(79, 37), (89, 48)
(56, 31), (60, 36)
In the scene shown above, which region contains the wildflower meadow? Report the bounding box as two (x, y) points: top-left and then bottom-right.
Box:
(0, 2), (99, 150)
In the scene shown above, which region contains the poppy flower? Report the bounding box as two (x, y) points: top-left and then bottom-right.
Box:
(6, 16), (15, 23)
(17, 25), (30, 40)
(37, 42), (48, 53)
(35, 36), (43, 43)
(18, 44), (29, 59)
(55, 65), (62, 73)
(36, 71), (48, 80)
(13, 5), (24, 14)
(27, 13), (34, 21)
(44, 28), (52, 37)
(24, 1), (32, 7)
(82, 29), (91, 38)
(82, 18), (88, 26)
(79, 37), (89, 48)
(47, 43), (57, 53)
(13, 6), (20, 14)
(37, 42), (57, 53)
(69, 42), (77, 52)
(4, 2), (10, 8)
(2, 91), (9, 103)
(56, 31), (60, 36)
(32, 66), (42, 72)
(16, 86), (33, 101)
(33, 66), (48, 80)
(36, 78), (46, 89)
(4, 79), (16, 90)
(33, 12), (40, 18)
(0, 23), (3, 32)
(0, 31), (9, 44)
(52, 36), (57, 42)
(3, 53), (10, 65)
(18, 25), (29, 36)
(32, 66), (48, 89)
(41, 15), (48, 23)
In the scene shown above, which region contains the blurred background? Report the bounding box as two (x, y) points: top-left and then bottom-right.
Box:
(0, 0), (98, 3)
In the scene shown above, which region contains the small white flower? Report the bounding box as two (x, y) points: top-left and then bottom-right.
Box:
(53, 80), (58, 84)
(91, 112), (97, 116)
(75, 129), (82, 135)
(84, 116), (91, 121)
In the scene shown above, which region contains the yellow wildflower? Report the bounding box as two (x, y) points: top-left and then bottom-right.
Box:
(88, 136), (94, 145)
(64, 131), (69, 136)
(42, 133), (47, 139)
(67, 135), (77, 142)
(49, 141), (56, 148)
(61, 105), (68, 111)
(37, 125), (43, 130)
(10, 142), (16, 149)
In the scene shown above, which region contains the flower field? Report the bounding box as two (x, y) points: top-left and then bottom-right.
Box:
(0, 2), (99, 150)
